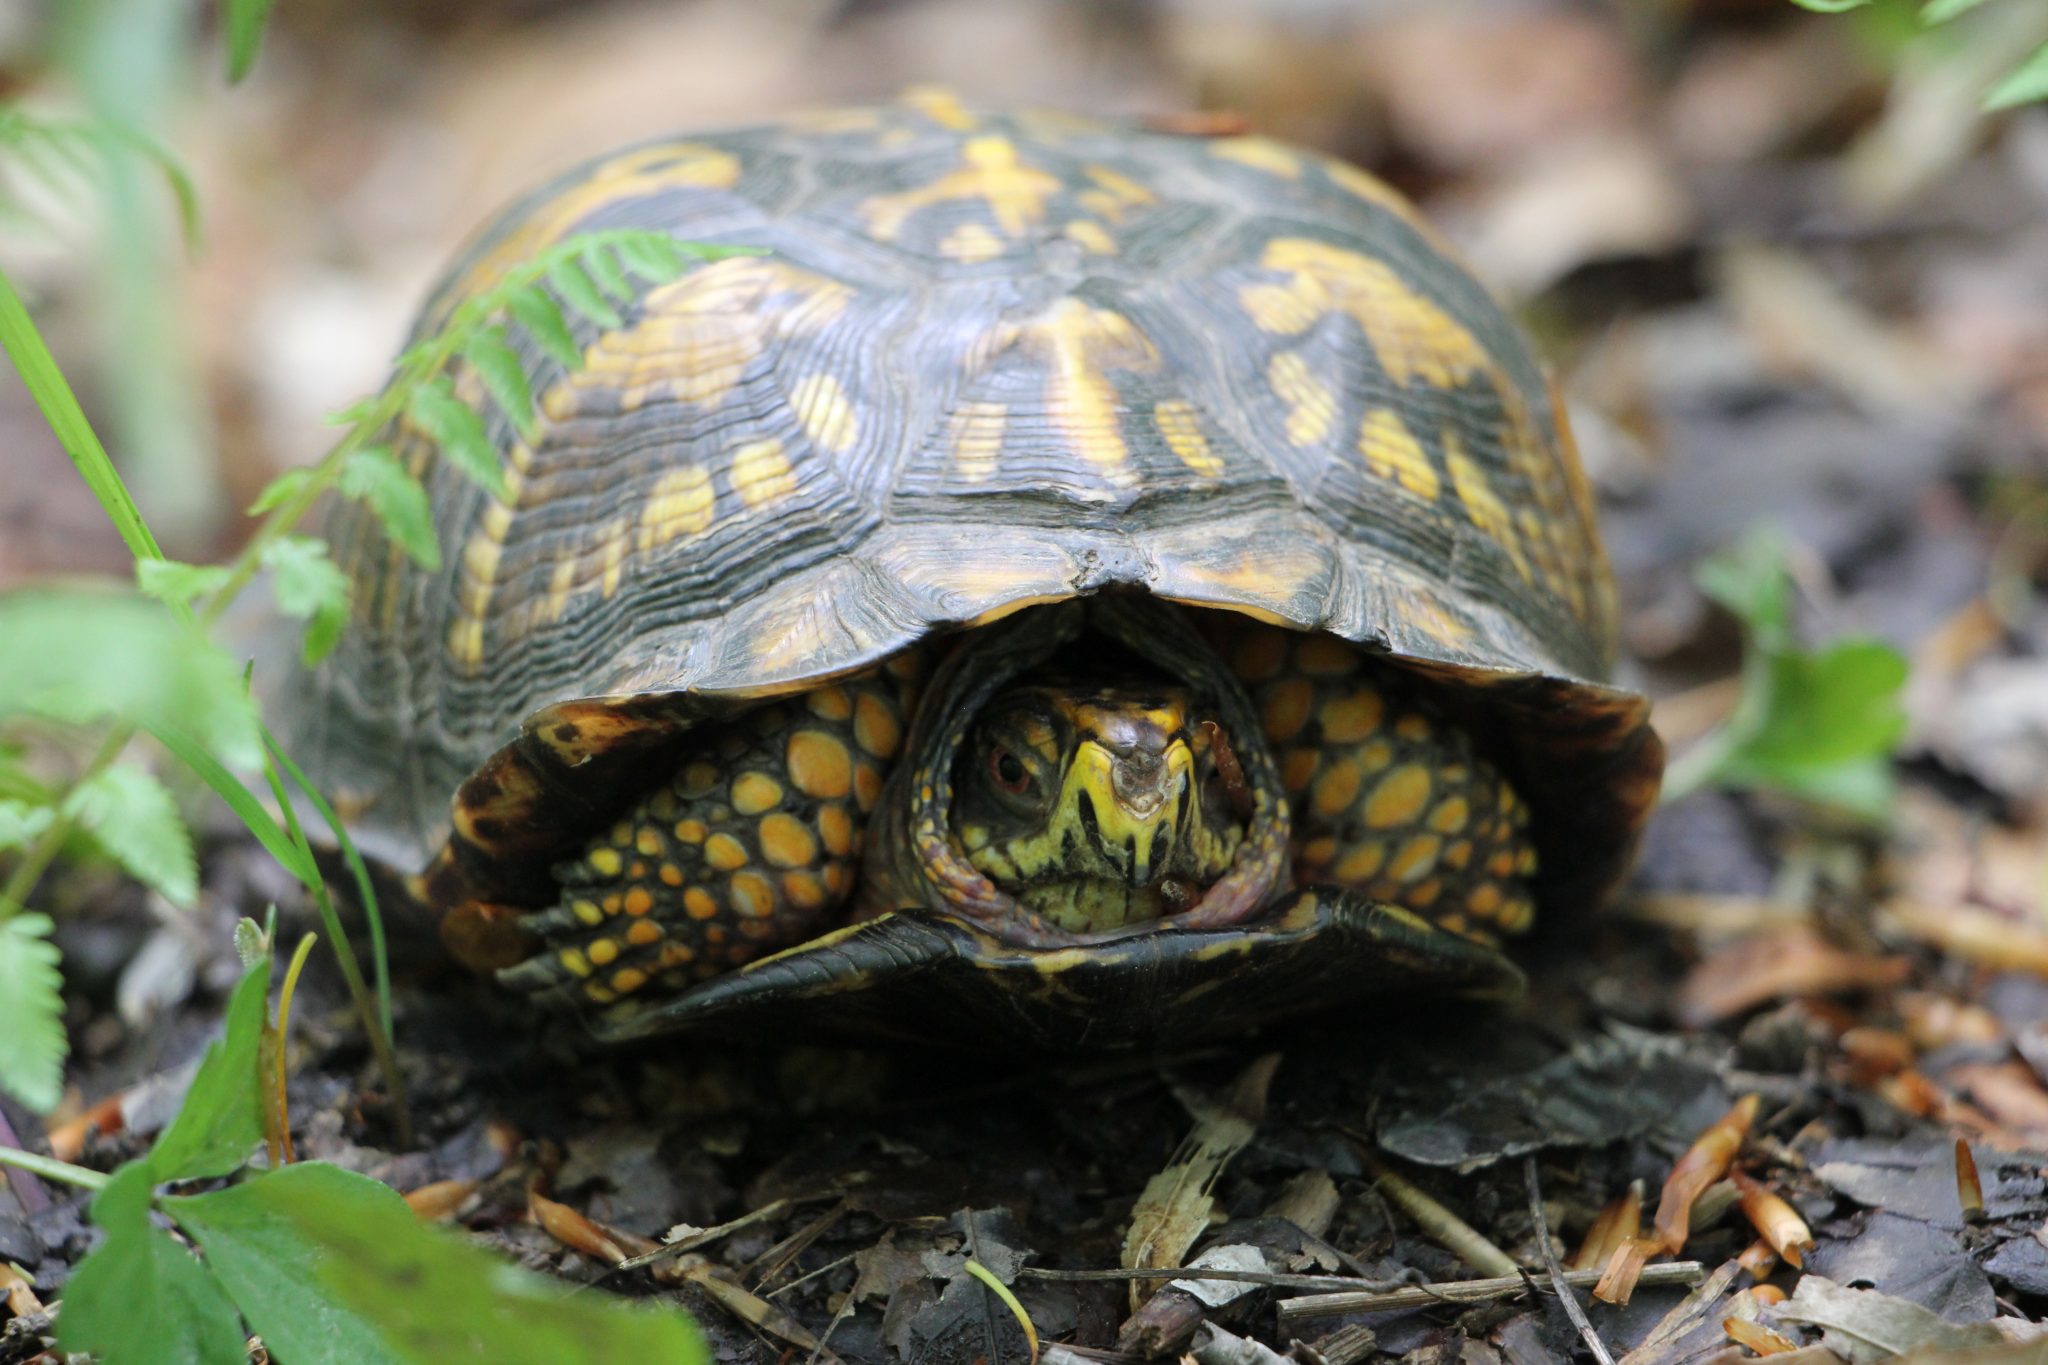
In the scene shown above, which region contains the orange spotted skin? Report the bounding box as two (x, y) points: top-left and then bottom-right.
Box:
(500, 670), (908, 1005)
(1224, 622), (1537, 942)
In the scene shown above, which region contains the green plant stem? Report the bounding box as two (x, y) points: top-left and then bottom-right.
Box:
(0, 725), (134, 916)
(0, 1144), (111, 1192)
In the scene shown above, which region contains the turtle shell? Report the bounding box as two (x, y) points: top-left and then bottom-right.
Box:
(283, 92), (1662, 1020)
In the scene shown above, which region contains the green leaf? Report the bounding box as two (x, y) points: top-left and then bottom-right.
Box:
(247, 466), (313, 515)
(278, 1159), (711, 1364)
(462, 325), (538, 441)
(508, 285), (582, 370)
(1921, 0), (1994, 22)
(0, 914), (66, 1114)
(56, 1164), (247, 1365)
(168, 1164), (408, 1365)
(146, 960), (270, 1184)
(63, 764), (199, 906)
(1985, 39), (2048, 109)
(547, 257), (622, 329)
(340, 446), (440, 569)
(0, 589), (262, 771)
(136, 557), (233, 608)
(262, 536), (353, 667)
(582, 242), (632, 301)
(224, 0), (279, 82)
(1695, 527), (1793, 648)
(148, 722), (319, 888)
(0, 267), (163, 566)
(614, 232), (687, 284)
(407, 376), (507, 499)
(0, 798), (56, 851)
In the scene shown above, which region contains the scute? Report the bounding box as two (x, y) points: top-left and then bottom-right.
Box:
(286, 93), (1653, 993)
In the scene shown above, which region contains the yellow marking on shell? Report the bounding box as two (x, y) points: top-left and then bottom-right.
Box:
(1335, 842), (1387, 882)
(638, 466), (716, 551)
(587, 847), (623, 877)
(807, 686), (853, 721)
(570, 898), (603, 926)
(729, 871), (776, 918)
(1240, 238), (1485, 389)
(901, 85), (977, 131)
(791, 373), (859, 455)
(788, 731), (854, 799)
(1359, 407), (1441, 500)
(940, 222), (1007, 262)
(623, 887), (654, 916)
(594, 518), (630, 598)
(862, 137), (1061, 242)
(1428, 796), (1471, 834)
(1444, 429), (1530, 581)
(784, 871), (829, 909)
(731, 438), (798, 508)
(986, 298), (1158, 474)
(1389, 834), (1442, 882)
(759, 813), (818, 868)
(539, 556), (580, 627)
(1321, 689), (1385, 744)
(566, 258), (852, 413)
(818, 804), (854, 856)
(448, 619), (485, 667)
(704, 833), (748, 871)
(587, 937), (619, 967)
(1063, 220), (1116, 254)
(947, 400), (1008, 482)
(731, 772), (783, 815)
(1078, 165), (1155, 223)
(1260, 678), (1313, 743)
(1312, 760), (1362, 817)
(444, 142), (741, 315)
(853, 694), (901, 758)
(1211, 136), (1301, 177)
(558, 948), (591, 977)
(1321, 158), (1451, 245)
(1155, 399), (1223, 477)
(1267, 351), (1337, 447)
(1364, 765), (1432, 828)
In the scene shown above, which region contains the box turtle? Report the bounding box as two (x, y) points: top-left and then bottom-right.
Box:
(288, 91), (1664, 1048)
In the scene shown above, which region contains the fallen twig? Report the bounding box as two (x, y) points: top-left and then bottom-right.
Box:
(1020, 1266), (1412, 1291)
(1273, 1262), (1706, 1328)
(1525, 1157), (1616, 1365)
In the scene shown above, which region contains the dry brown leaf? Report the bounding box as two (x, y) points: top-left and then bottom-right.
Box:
(527, 1189), (655, 1265)
(403, 1178), (480, 1222)
(1896, 993), (2004, 1051)
(1676, 928), (1911, 1027)
(1121, 1053), (1279, 1307)
(1725, 1313), (1803, 1356)
(1946, 1062), (2048, 1139)
(1883, 902), (2048, 977)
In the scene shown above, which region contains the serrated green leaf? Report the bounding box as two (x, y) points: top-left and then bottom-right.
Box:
(582, 242), (632, 301)
(261, 536), (353, 664)
(56, 1164), (247, 1365)
(0, 914), (66, 1114)
(247, 467), (314, 515)
(462, 326), (538, 441)
(1985, 39), (2048, 109)
(136, 557), (233, 608)
(146, 960), (270, 1184)
(63, 765), (199, 906)
(275, 1161), (711, 1365)
(0, 798), (55, 851)
(168, 1164), (407, 1365)
(547, 258), (622, 329)
(225, 0), (279, 82)
(614, 232), (686, 284)
(407, 376), (507, 498)
(0, 589), (262, 771)
(508, 286), (582, 370)
(340, 447), (439, 569)
(1921, 0), (1994, 22)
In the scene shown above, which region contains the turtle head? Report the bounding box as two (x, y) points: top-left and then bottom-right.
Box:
(951, 684), (1246, 933)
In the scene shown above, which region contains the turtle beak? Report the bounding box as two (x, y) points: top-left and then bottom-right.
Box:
(1070, 734), (1193, 886)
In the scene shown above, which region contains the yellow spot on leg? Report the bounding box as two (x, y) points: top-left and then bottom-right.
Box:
(1320, 688), (1385, 743)
(731, 772), (783, 815)
(1364, 765), (1433, 828)
(788, 731), (854, 799)
(759, 813), (818, 868)
(705, 834), (749, 871)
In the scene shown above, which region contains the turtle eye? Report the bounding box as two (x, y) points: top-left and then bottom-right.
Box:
(989, 746), (1032, 795)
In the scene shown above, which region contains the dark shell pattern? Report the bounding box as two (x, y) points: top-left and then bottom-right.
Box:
(285, 90), (1660, 945)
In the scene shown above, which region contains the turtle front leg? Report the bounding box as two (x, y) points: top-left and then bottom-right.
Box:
(1224, 624), (1538, 942)
(501, 667), (915, 1008)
